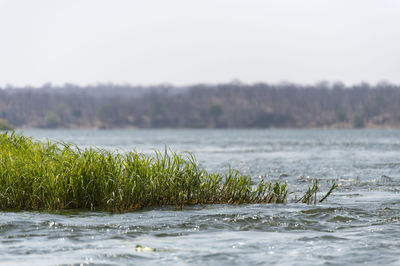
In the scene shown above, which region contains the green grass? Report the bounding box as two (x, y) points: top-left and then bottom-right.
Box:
(0, 132), (336, 211)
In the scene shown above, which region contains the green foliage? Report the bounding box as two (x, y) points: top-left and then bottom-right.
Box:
(0, 119), (14, 130)
(296, 179), (337, 204)
(336, 111), (347, 122)
(71, 109), (82, 118)
(0, 132), (336, 211)
(45, 112), (61, 128)
(208, 104), (223, 117)
(353, 115), (364, 128)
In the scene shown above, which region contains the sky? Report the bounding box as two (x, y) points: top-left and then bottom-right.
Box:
(0, 0), (399, 87)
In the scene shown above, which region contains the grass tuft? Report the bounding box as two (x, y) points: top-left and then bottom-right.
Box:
(0, 132), (336, 211)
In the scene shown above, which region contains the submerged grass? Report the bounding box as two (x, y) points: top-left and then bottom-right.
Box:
(0, 132), (336, 211)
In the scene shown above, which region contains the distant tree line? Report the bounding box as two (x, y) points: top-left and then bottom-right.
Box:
(1, 82), (400, 129)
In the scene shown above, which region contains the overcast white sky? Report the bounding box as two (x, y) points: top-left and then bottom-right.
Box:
(0, 0), (399, 87)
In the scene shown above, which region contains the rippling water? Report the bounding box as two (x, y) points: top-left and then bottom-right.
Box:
(1, 129), (399, 265)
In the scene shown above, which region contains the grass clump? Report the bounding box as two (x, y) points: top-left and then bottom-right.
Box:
(0, 132), (336, 211)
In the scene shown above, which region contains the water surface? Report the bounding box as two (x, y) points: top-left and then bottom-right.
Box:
(1, 129), (399, 265)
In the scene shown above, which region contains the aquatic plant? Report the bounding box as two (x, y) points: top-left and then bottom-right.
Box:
(296, 179), (338, 204)
(0, 132), (336, 211)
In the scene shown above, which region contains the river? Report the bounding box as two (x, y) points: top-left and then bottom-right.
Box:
(1, 129), (399, 265)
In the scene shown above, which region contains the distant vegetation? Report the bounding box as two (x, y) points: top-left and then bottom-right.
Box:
(1, 82), (400, 128)
(0, 132), (335, 211)
(0, 119), (14, 130)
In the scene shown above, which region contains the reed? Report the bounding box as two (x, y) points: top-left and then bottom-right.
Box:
(0, 132), (336, 211)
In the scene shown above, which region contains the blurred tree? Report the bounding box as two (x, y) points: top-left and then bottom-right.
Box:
(353, 115), (364, 128)
(0, 119), (14, 130)
(337, 111), (347, 122)
(45, 112), (61, 128)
